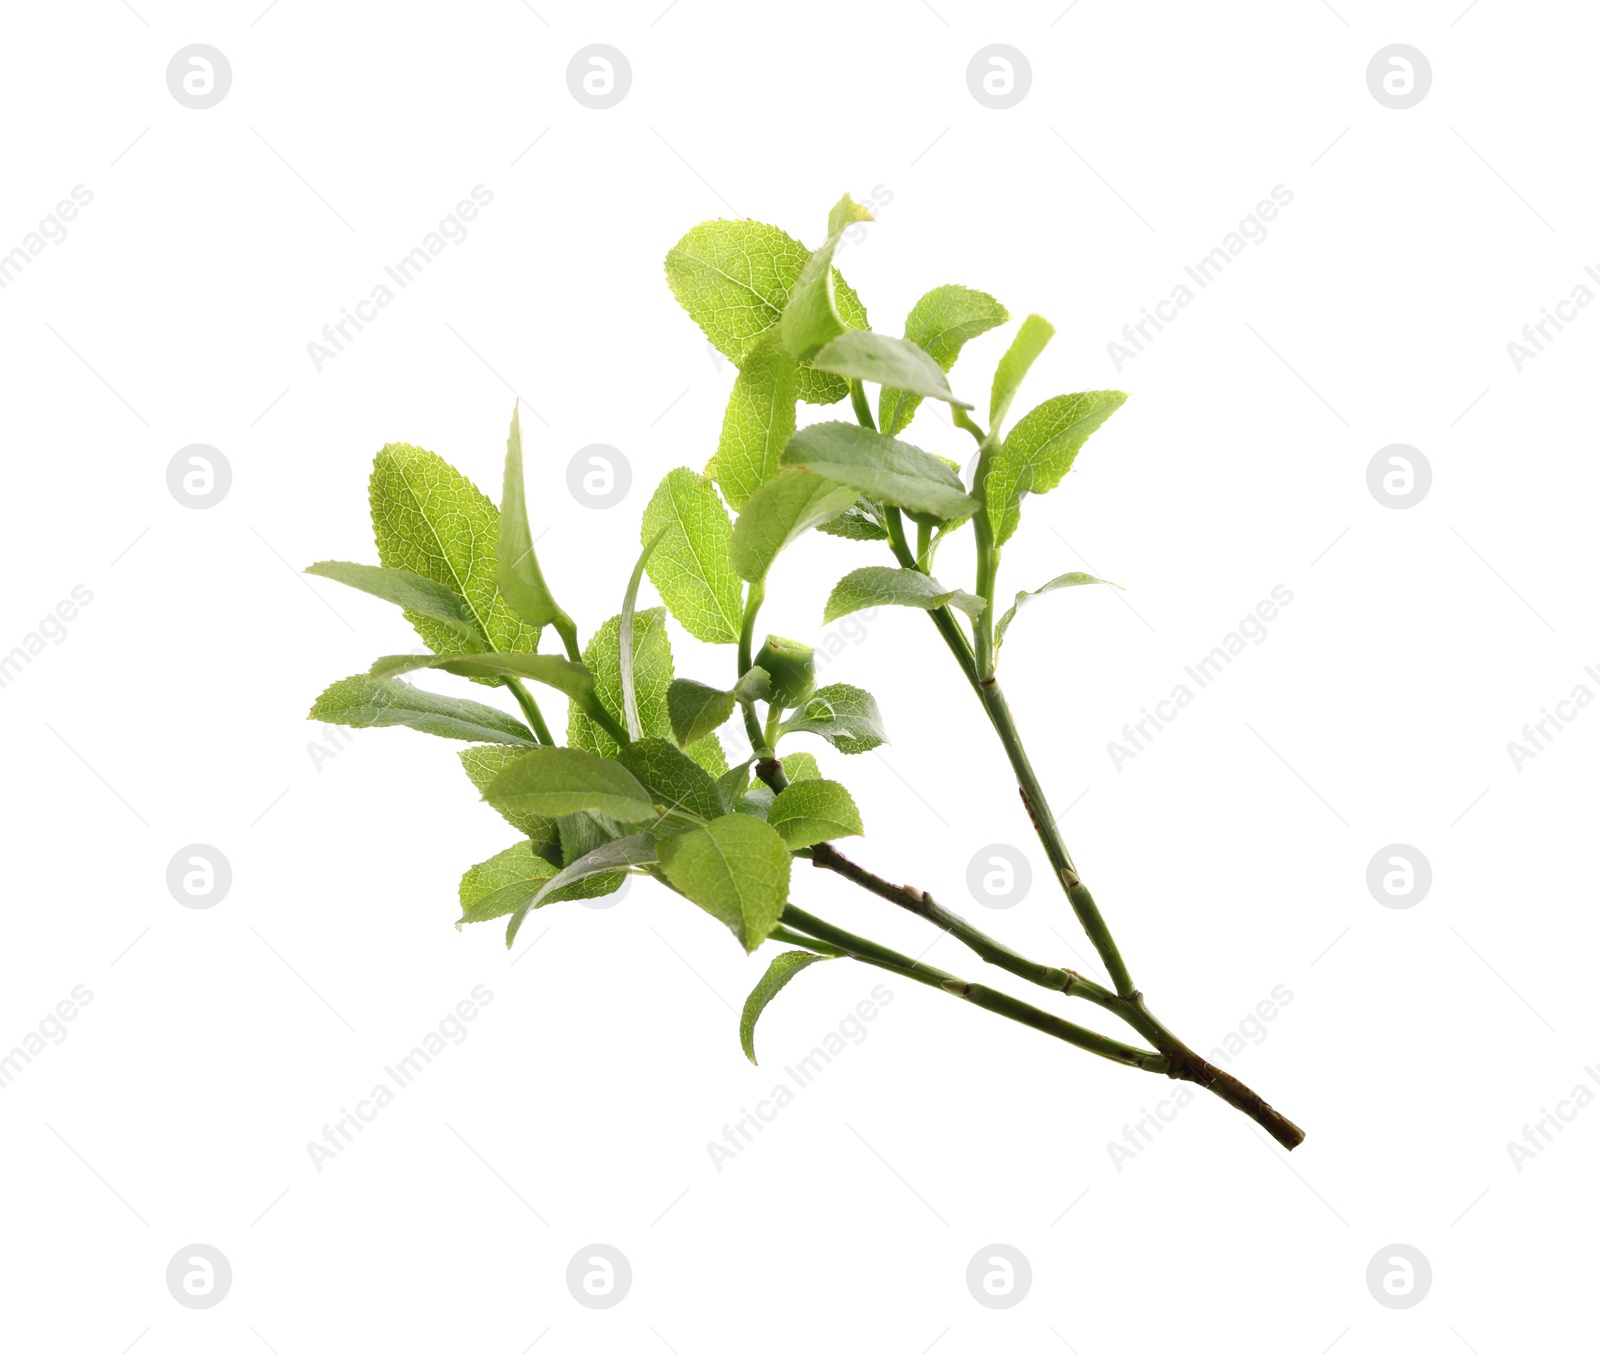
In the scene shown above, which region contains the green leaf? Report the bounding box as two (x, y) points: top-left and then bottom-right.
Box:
(782, 422), (979, 521)
(740, 950), (836, 1063)
(811, 332), (972, 410)
(815, 500), (888, 541)
(664, 219), (820, 363)
(368, 443), (540, 673)
(986, 391), (1128, 546)
(458, 841), (560, 924)
(686, 732), (731, 780)
(736, 782), (776, 819)
(716, 760), (754, 813)
(710, 337), (799, 509)
(617, 738), (724, 823)
(779, 683), (886, 755)
(483, 746), (657, 822)
(767, 779), (864, 850)
(989, 314), (1055, 431)
(667, 679), (736, 748)
(505, 832), (658, 946)
(778, 750), (819, 782)
(368, 651), (597, 708)
(496, 405), (568, 632)
(621, 524), (670, 739)
(730, 467), (857, 582)
(732, 666), (771, 704)
(822, 565), (985, 624)
(309, 675), (534, 746)
(994, 572), (1117, 653)
(567, 608), (672, 758)
(657, 814), (792, 952)
(304, 561), (481, 643)
(460, 746), (562, 851)
(780, 195), (874, 362)
(641, 470), (743, 645)
(880, 286), (1010, 435)
(798, 274), (867, 406)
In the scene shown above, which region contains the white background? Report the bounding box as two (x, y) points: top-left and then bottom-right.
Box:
(1, 1), (1595, 1349)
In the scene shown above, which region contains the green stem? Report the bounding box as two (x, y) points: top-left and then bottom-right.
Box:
(737, 580), (771, 755)
(780, 905), (1168, 1074)
(970, 441), (1001, 680)
(980, 677), (1134, 998)
(849, 378), (876, 431)
(914, 521), (932, 572)
(552, 614), (582, 664)
(504, 677), (554, 745)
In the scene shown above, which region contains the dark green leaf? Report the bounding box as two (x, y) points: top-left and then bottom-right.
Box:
(621, 524), (671, 738)
(779, 683), (887, 755)
(822, 565), (985, 623)
(304, 561), (480, 643)
(505, 832), (658, 946)
(309, 675), (534, 746)
(667, 679), (737, 748)
(496, 405), (568, 631)
(730, 467), (857, 582)
(617, 738), (724, 823)
(368, 651), (597, 708)
(767, 779), (864, 849)
(880, 285), (1010, 435)
(460, 746), (562, 852)
(483, 746), (657, 822)
(816, 500), (889, 541)
(781, 422), (979, 521)
(810, 332), (972, 410)
(780, 194), (874, 362)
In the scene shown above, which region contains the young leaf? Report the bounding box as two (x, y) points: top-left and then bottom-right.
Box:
(483, 746), (657, 822)
(993, 572), (1116, 652)
(710, 337), (799, 509)
(504, 832), (659, 946)
(797, 272), (868, 406)
(810, 332), (972, 410)
(780, 194), (874, 362)
(822, 565), (985, 623)
(730, 468), (857, 582)
(716, 760), (754, 814)
(779, 683), (887, 755)
(986, 391), (1128, 546)
(369, 443), (539, 670)
(309, 675), (535, 746)
(667, 679), (737, 748)
(616, 738), (724, 823)
(459, 842), (560, 924)
(732, 665), (771, 704)
(767, 779), (864, 850)
(460, 746), (562, 851)
(657, 813), (792, 952)
(989, 314), (1055, 431)
(781, 423), (979, 521)
(641, 470), (744, 645)
(304, 562), (481, 643)
(815, 501), (889, 541)
(664, 220), (819, 362)
(880, 286), (1010, 435)
(740, 950), (836, 1063)
(736, 782), (776, 819)
(496, 405), (570, 634)
(777, 750), (820, 783)
(621, 524), (671, 738)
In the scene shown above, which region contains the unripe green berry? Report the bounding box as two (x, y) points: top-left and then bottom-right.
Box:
(753, 635), (816, 709)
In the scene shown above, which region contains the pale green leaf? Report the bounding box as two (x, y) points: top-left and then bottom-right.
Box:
(716, 760), (754, 813)
(460, 746), (562, 851)
(781, 423), (979, 521)
(309, 675), (534, 746)
(989, 314), (1055, 431)
(458, 841), (560, 924)
(496, 405), (567, 631)
(667, 679), (736, 748)
(641, 470), (743, 645)
(732, 666), (771, 704)
(811, 332), (972, 410)
(798, 273), (867, 406)
(779, 683), (886, 755)
(665, 219), (818, 362)
(304, 561), (480, 643)
(483, 746), (656, 822)
(767, 779), (864, 850)
(657, 814), (791, 952)
(994, 572), (1117, 652)
(730, 467), (857, 582)
(617, 737), (724, 823)
(504, 832), (658, 946)
(986, 391), (1128, 546)
(740, 950), (836, 1063)
(621, 525), (670, 738)
(815, 500), (888, 541)
(780, 195), (873, 362)
(567, 608), (672, 758)
(736, 782), (775, 819)
(368, 651), (595, 708)
(368, 443), (539, 673)
(880, 285), (1010, 435)
(710, 337), (798, 509)
(822, 565), (985, 623)
(778, 751), (819, 783)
